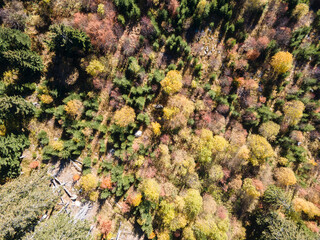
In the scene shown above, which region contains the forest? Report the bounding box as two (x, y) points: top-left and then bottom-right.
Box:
(0, 0), (320, 239)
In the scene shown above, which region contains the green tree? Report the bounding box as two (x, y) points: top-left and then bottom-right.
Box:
(47, 24), (91, 57)
(0, 134), (29, 181)
(0, 170), (60, 239)
(23, 214), (90, 240)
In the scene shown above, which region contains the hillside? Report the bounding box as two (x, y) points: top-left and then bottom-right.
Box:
(0, 0), (320, 239)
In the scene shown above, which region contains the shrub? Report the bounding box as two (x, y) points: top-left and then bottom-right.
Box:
(247, 134), (274, 166)
(184, 189), (203, 219)
(160, 70), (182, 94)
(113, 106), (136, 127)
(270, 51), (293, 74)
(140, 178), (160, 202)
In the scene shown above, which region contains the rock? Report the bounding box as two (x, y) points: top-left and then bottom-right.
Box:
(135, 130), (142, 137)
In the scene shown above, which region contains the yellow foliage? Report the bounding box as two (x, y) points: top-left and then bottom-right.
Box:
(170, 214), (187, 231)
(51, 140), (64, 151)
(113, 106), (136, 127)
(0, 124), (6, 136)
(293, 198), (320, 218)
(283, 100), (304, 126)
(270, 51), (293, 74)
(247, 0), (268, 8)
(135, 155), (145, 167)
(151, 122), (161, 136)
(167, 94), (195, 117)
(293, 3), (309, 19)
(278, 157), (288, 166)
(160, 70), (182, 94)
(259, 121), (280, 141)
(97, 3), (105, 16)
(182, 226), (196, 240)
(2, 70), (18, 85)
(39, 94), (53, 104)
(197, 0), (207, 15)
(80, 174), (98, 193)
(184, 189), (203, 218)
(89, 191), (99, 201)
(86, 59), (105, 77)
(212, 135), (229, 153)
(236, 145), (250, 161)
(242, 178), (261, 198)
(274, 167), (297, 186)
(163, 107), (180, 120)
(65, 99), (83, 118)
(140, 178), (160, 202)
(159, 200), (176, 226)
(247, 134), (274, 166)
(157, 230), (170, 240)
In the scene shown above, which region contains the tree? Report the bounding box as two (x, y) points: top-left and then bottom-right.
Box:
(259, 121), (280, 141)
(158, 200), (176, 226)
(65, 99), (83, 118)
(151, 122), (161, 136)
(274, 167), (297, 186)
(80, 174), (98, 193)
(246, 0), (268, 9)
(47, 24), (91, 57)
(0, 134), (29, 181)
(270, 51), (293, 74)
(113, 106), (136, 127)
(23, 214), (90, 240)
(247, 134), (274, 166)
(140, 178), (160, 202)
(293, 3), (309, 19)
(184, 189), (203, 219)
(283, 100), (304, 126)
(86, 59), (105, 77)
(0, 170), (59, 239)
(292, 198), (320, 218)
(160, 70), (182, 94)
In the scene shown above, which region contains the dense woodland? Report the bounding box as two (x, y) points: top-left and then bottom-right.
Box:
(0, 0), (320, 239)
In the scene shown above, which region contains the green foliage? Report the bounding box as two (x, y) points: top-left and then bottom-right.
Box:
(263, 185), (291, 212)
(37, 130), (49, 146)
(184, 189), (203, 219)
(0, 134), (29, 181)
(47, 24), (91, 57)
(114, 0), (140, 21)
(0, 27), (31, 51)
(0, 170), (60, 239)
(23, 214), (90, 240)
(290, 27), (311, 49)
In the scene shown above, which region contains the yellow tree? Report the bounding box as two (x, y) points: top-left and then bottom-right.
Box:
(140, 178), (160, 202)
(247, 134), (274, 166)
(65, 99), (83, 118)
(151, 122), (161, 136)
(283, 100), (304, 126)
(160, 70), (182, 94)
(80, 174), (98, 193)
(113, 106), (136, 127)
(293, 3), (309, 19)
(270, 51), (293, 74)
(86, 59), (105, 77)
(274, 167), (297, 186)
(258, 121), (280, 141)
(184, 189), (203, 219)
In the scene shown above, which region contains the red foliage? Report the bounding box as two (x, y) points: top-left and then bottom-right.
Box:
(29, 161), (39, 169)
(168, 0), (179, 16)
(73, 174), (81, 182)
(257, 36), (270, 50)
(93, 77), (105, 90)
(140, 16), (156, 38)
(120, 201), (131, 213)
(98, 217), (112, 236)
(246, 49), (260, 61)
(73, 10), (123, 52)
(160, 134), (171, 145)
(100, 176), (113, 190)
(216, 206), (228, 219)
